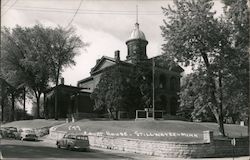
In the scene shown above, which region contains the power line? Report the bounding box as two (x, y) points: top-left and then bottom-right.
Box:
(11, 7), (162, 15)
(9, 5), (161, 13)
(1, 0), (18, 17)
(65, 0), (83, 28)
(15, 0), (174, 2)
(2, 0), (11, 6)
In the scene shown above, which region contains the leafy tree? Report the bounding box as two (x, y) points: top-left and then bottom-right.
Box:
(221, 0), (249, 124)
(0, 80), (10, 121)
(91, 62), (152, 119)
(178, 71), (216, 122)
(1, 25), (85, 119)
(31, 98), (44, 118)
(0, 92), (31, 122)
(32, 25), (85, 119)
(1, 26), (50, 118)
(162, 0), (249, 136)
(161, 0), (230, 136)
(36, 26), (85, 86)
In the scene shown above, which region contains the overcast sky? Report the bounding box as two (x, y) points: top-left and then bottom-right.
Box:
(1, 0), (224, 86)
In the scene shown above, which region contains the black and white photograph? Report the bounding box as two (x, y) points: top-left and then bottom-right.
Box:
(0, 0), (249, 159)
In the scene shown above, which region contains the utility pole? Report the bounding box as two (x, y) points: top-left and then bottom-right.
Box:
(0, 5), (3, 122)
(23, 87), (26, 119)
(152, 57), (155, 119)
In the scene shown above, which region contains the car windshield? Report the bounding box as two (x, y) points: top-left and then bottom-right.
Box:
(9, 128), (17, 131)
(65, 135), (76, 139)
(64, 134), (87, 140)
(22, 130), (35, 134)
(76, 135), (88, 140)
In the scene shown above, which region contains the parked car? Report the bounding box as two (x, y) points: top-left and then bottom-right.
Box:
(17, 128), (38, 141)
(4, 127), (19, 139)
(56, 134), (89, 151)
(0, 127), (8, 138)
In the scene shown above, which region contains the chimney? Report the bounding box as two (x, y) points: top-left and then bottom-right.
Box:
(60, 78), (64, 85)
(115, 50), (120, 62)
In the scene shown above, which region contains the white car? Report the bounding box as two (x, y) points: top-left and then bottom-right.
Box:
(18, 128), (38, 141)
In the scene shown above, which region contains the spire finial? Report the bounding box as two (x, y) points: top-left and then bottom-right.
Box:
(136, 5), (138, 24)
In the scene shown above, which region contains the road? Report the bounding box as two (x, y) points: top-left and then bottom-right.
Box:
(0, 139), (154, 160)
(1, 139), (249, 160)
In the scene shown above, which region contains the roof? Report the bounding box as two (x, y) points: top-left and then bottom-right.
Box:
(45, 84), (91, 99)
(90, 56), (116, 73)
(45, 84), (86, 93)
(127, 23), (146, 41)
(149, 55), (184, 73)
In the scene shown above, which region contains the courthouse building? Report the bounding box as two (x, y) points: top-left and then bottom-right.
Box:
(45, 23), (183, 119)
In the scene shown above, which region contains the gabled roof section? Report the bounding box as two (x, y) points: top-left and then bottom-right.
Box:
(90, 56), (117, 74)
(45, 84), (85, 94)
(149, 55), (184, 73)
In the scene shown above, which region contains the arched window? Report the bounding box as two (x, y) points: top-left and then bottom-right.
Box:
(159, 74), (166, 89)
(170, 76), (177, 91)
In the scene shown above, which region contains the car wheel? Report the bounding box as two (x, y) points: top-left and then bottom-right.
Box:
(67, 145), (72, 150)
(82, 148), (88, 152)
(57, 144), (61, 148)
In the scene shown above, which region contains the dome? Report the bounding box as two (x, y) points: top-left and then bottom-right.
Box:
(128, 23), (146, 41)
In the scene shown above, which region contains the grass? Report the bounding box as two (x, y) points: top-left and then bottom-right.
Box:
(2, 119), (247, 142)
(1, 119), (64, 129)
(196, 122), (248, 137)
(54, 119), (248, 142)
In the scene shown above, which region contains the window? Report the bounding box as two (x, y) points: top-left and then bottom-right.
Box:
(159, 74), (166, 89)
(170, 77), (177, 91)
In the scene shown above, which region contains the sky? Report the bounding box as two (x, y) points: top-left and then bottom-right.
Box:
(1, 0), (224, 113)
(1, 0), (224, 86)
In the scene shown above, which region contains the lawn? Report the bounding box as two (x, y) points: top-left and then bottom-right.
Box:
(197, 122), (248, 137)
(53, 120), (248, 142)
(1, 119), (64, 129)
(2, 119), (247, 142)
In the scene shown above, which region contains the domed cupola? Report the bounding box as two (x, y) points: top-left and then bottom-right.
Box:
(126, 23), (148, 63)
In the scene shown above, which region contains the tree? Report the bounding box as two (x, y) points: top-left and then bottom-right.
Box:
(1, 26), (50, 118)
(1, 25), (85, 119)
(36, 26), (85, 86)
(178, 71), (217, 122)
(31, 98), (44, 118)
(162, 0), (249, 135)
(0, 90), (31, 122)
(220, 0), (249, 124)
(91, 62), (152, 119)
(39, 26), (85, 120)
(0, 80), (10, 122)
(91, 64), (140, 119)
(161, 0), (231, 136)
